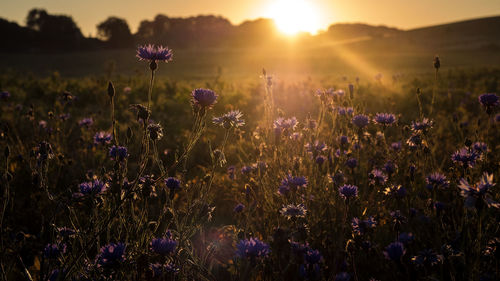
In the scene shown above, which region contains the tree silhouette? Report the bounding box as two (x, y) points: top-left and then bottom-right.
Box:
(26, 8), (84, 50)
(96, 17), (133, 48)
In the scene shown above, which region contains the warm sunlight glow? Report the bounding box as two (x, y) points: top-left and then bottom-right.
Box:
(266, 0), (322, 35)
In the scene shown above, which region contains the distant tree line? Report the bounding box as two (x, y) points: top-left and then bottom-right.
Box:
(0, 8), (401, 52)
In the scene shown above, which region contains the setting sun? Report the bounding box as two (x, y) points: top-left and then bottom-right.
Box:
(266, 0), (322, 35)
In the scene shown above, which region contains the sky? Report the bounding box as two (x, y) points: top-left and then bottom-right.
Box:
(1, 0), (500, 36)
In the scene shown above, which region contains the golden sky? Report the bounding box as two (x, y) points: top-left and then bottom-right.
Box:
(1, 0), (500, 36)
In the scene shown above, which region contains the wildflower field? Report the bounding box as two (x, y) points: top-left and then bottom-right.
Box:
(0, 46), (499, 281)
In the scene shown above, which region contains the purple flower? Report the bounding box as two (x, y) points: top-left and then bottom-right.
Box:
(383, 161), (397, 175)
(352, 114), (369, 128)
(305, 141), (327, 153)
(43, 243), (67, 259)
(136, 44), (173, 62)
(93, 131), (112, 145)
(391, 141), (402, 151)
(234, 203), (245, 213)
(59, 113), (70, 121)
(109, 145), (128, 161)
(384, 242), (405, 261)
(213, 110), (245, 129)
(0, 91), (10, 99)
(304, 248), (322, 264)
(151, 231), (177, 255)
(315, 155), (327, 165)
(339, 184), (358, 199)
(274, 117), (298, 135)
(374, 113), (396, 125)
(150, 263), (179, 277)
(227, 166), (236, 180)
(426, 173), (449, 190)
(75, 179), (107, 197)
(345, 158), (358, 169)
(236, 238), (270, 259)
(97, 243), (126, 268)
(191, 88), (218, 109)
(412, 249), (443, 267)
(472, 142), (488, 155)
(280, 204), (307, 219)
(339, 135), (349, 146)
(452, 148), (480, 168)
(330, 171), (345, 186)
(165, 177), (181, 191)
(278, 175), (308, 195)
(369, 169), (387, 185)
(390, 210), (407, 226)
(411, 118), (434, 132)
(352, 217), (377, 235)
(458, 173), (499, 209)
(78, 117), (93, 128)
(478, 93), (499, 110)
(337, 107), (354, 116)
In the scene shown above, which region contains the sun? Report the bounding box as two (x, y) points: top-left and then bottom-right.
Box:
(266, 0), (322, 35)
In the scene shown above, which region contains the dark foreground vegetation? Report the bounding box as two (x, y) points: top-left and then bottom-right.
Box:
(0, 46), (499, 281)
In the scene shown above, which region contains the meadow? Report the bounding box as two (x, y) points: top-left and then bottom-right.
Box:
(0, 44), (499, 281)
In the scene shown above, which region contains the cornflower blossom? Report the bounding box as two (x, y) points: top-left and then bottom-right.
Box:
(191, 88), (218, 109)
(93, 131), (112, 145)
(213, 110), (245, 129)
(274, 117), (298, 135)
(451, 147), (480, 168)
(391, 141), (402, 151)
(109, 145), (128, 162)
(278, 175), (308, 195)
(345, 158), (358, 169)
(233, 203), (245, 213)
(0, 91), (10, 99)
(337, 107), (354, 116)
(383, 242), (406, 261)
(412, 249), (443, 267)
(383, 161), (397, 175)
(280, 204), (307, 219)
(369, 169), (387, 185)
(352, 217), (377, 235)
(97, 243), (126, 268)
(374, 113), (396, 126)
(305, 141), (327, 153)
(426, 173), (449, 190)
(150, 263), (179, 277)
(43, 243), (67, 259)
(164, 177), (181, 191)
(151, 231), (178, 255)
(235, 238), (270, 259)
(75, 179), (108, 197)
(411, 118), (434, 132)
(472, 142), (488, 155)
(339, 184), (358, 199)
(478, 93), (499, 113)
(352, 114), (370, 128)
(458, 173), (499, 209)
(136, 44), (173, 63)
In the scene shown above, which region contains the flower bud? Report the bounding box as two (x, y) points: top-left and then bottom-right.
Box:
(107, 81), (115, 98)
